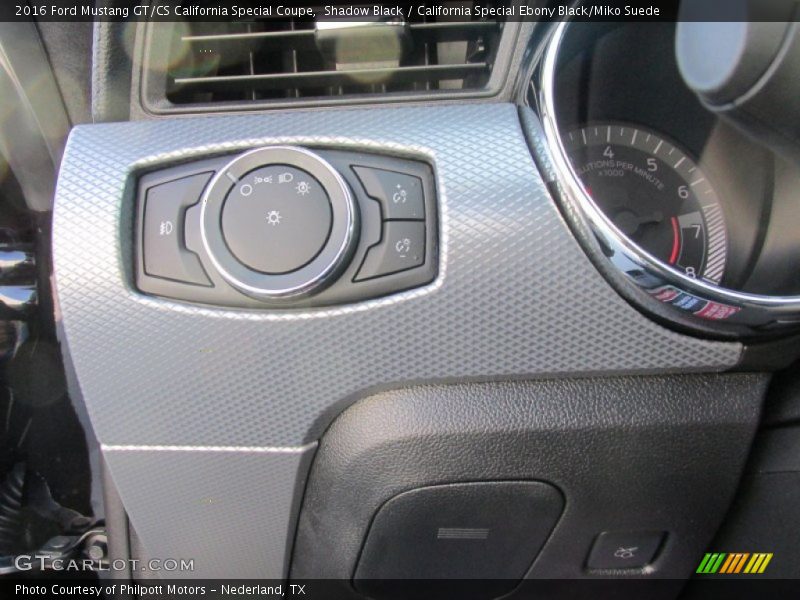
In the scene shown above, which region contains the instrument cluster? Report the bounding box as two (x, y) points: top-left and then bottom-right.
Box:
(523, 20), (800, 337)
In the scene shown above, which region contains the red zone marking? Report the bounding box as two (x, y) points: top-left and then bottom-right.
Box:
(669, 216), (680, 265)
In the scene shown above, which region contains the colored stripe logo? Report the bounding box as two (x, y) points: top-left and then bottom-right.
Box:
(696, 552), (773, 574)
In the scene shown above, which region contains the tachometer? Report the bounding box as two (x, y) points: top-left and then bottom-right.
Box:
(564, 124), (727, 284)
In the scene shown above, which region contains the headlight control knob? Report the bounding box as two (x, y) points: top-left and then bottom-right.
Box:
(200, 146), (357, 300)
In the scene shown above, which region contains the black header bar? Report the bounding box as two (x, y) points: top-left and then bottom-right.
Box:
(3, 1), (800, 23)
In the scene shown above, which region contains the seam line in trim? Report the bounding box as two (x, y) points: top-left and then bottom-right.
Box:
(101, 442), (317, 454)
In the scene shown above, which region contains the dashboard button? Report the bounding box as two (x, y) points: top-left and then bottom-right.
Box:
(355, 221), (425, 281)
(221, 165), (332, 274)
(353, 166), (425, 220)
(355, 482), (563, 597)
(143, 173), (212, 286)
(587, 531), (665, 570)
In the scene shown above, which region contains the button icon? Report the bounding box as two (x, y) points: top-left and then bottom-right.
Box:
(354, 221), (425, 281)
(159, 221), (173, 236)
(240, 184), (253, 197)
(392, 184), (408, 204)
(296, 181), (311, 195)
(266, 211), (282, 226)
(613, 546), (639, 560)
(278, 172), (294, 184)
(352, 167), (425, 220)
(395, 238), (411, 257)
(587, 531), (664, 570)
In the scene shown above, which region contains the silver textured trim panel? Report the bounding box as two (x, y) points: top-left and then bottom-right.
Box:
(53, 104), (741, 449)
(55, 103), (742, 579)
(103, 445), (315, 578)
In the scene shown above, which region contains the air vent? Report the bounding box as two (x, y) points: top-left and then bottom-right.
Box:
(145, 2), (510, 111)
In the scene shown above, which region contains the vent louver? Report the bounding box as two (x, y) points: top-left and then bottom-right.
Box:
(150, 2), (509, 110)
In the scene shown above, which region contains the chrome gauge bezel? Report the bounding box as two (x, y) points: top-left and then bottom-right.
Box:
(532, 20), (800, 336)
